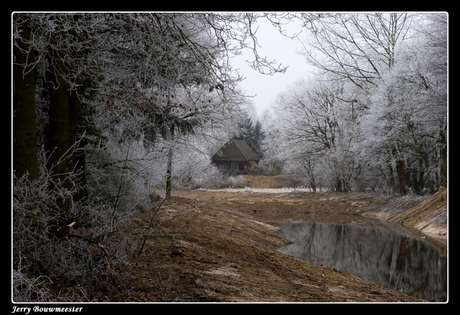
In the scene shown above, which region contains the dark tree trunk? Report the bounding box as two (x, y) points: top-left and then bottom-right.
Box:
(335, 177), (343, 192)
(165, 146), (173, 199)
(392, 148), (407, 196)
(45, 72), (71, 175)
(165, 125), (175, 199)
(44, 55), (83, 217)
(13, 20), (38, 180)
(45, 73), (72, 216)
(73, 121), (88, 204)
(439, 126), (447, 187)
(395, 159), (407, 196)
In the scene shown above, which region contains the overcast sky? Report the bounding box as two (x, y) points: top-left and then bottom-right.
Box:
(230, 17), (315, 118)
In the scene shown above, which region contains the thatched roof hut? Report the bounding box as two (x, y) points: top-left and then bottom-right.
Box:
(211, 138), (260, 172)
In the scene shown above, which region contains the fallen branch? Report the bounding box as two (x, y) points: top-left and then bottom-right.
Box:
(136, 198), (166, 258)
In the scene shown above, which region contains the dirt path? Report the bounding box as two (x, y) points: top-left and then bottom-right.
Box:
(107, 186), (448, 302)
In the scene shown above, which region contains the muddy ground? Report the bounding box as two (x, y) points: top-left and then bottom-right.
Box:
(104, 175), (447, 302)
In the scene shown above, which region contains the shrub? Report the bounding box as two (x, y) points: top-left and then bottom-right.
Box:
(12, 167), (138, 301)
(13, 268), (52, 302)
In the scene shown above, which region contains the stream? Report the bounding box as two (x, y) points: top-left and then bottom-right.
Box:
(273, 220), (447, 302)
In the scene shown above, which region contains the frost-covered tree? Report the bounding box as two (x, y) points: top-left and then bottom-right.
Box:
(13, 12), (293, 300)
(296, 13), (415, 194)
(359, 20), (447, 193)
(300, 13), (412, 89)
(265, 12), (447, 194)
(259, 111), (286, 174)
(13, 12), (290, 210)
(270, 78), (363, 191)
(237, 116), (265, 158)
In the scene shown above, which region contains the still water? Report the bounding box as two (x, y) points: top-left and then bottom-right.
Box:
(273, 221), (447, 301)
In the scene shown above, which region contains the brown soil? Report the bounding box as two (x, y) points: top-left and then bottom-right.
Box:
(241, 173), (306, 188)
(102, 176), (448, 302)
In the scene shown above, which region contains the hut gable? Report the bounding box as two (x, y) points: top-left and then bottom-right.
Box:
(211, 138), (260, 172)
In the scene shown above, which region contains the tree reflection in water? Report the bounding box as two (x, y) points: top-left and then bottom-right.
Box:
(274, 221), (447, 301)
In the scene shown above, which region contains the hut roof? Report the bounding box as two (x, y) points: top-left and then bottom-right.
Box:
(211, 138), (260, 162)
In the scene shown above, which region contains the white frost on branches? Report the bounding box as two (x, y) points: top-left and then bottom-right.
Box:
(266, 13), (447, 194)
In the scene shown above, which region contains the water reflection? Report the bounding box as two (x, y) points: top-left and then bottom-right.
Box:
(273, 221), (447, 301)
